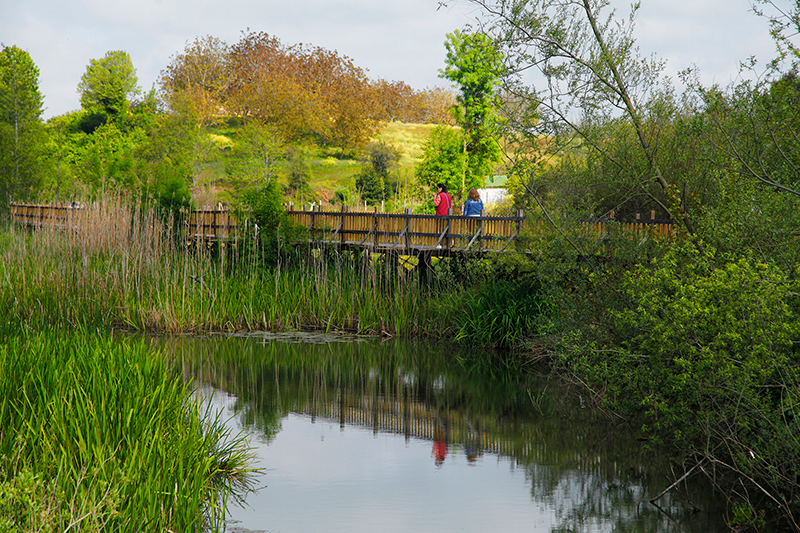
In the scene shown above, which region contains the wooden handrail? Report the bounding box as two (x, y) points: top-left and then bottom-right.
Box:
(9, 203), (675, 253)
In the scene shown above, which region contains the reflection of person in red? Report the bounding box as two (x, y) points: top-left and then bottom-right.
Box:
(432, 426), (448, 466)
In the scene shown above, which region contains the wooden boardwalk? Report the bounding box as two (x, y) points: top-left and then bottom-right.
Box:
(8, 202), (83, 230)
(10, 203), (675, 258)
(289, 207), (525, 255)
(186, 207), (674, 254)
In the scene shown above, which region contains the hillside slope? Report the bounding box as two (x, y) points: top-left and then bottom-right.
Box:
(192, 121), (441, 210)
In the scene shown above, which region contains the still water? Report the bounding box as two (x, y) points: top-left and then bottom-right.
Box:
(161, 332), (727, 533)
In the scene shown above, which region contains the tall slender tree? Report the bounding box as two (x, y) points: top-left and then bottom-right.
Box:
(0, 45), (46, 206)
(440, 30), (504, 196)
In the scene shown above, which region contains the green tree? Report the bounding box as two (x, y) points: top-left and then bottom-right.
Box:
(462, 0), (701, 241)
(77, 50), (139, 129)
(227, 122), (284, 192)
(134, 102), (195, 213)
(355, 142), (398, 205)
(0, 45), (46, 206)
(236, 178), (306, 266)
(75, 122), (142, 193)
(285, 146), (310, 198)
(354, 167), (384, 204)
(414, 125), (466, 194)
(440, 30), (504, 195)
(754, 0), (800, 63)
(686, 72), (800, 270)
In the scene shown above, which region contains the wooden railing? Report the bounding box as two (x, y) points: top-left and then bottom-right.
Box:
(9, 202), (83, 230)
(187, 209), (238, 241)
(10, 203), (675, 253)
(288, 207), (526, 253)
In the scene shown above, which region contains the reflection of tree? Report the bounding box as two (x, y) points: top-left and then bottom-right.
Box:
(160, 335), (723, 532)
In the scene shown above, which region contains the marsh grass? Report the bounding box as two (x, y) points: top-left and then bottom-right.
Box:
(0, 328), (257, 532)
(0, 195), (480, 337)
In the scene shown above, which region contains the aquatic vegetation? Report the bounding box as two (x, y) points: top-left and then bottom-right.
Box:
(0, 328), (257, 532)
(0, 198), (549, 348)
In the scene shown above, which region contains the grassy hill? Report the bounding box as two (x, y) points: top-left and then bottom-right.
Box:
(192, 121), (440, 211)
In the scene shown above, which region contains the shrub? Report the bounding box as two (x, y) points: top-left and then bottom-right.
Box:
(236, 180), (306, 266)
(559, 244), (800, 525)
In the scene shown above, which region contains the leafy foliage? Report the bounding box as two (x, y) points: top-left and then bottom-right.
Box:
(553, 242), (800, 524)
(414, 125), (466, 195)
(226, 121), (284, 190)
(224, 31), (378, 152)
(285, 146), (310, 197)
(77, 50), (140, 128)
(235, 180), (305, 266)
(0, 45), (46, 206)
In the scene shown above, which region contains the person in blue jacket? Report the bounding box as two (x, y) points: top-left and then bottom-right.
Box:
(462, 188), (484, 216)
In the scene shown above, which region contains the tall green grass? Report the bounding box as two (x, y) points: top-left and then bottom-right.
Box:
(0, 196), (555, 357)
(0, 328), (256, 532)
(0, 197), (476, 338)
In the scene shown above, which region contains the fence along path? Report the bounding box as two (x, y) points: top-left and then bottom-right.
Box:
(10, 204), (675, 252)
(289, 207), (525, 254)
(186, 207), (675, 251)
(9, 202), (83, 230)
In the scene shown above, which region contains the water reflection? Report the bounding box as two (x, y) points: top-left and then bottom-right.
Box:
(159, 333), (726, 533)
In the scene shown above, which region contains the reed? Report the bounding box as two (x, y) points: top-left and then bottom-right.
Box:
(0, 327), (257, 532)
(0, 197), (473, 338)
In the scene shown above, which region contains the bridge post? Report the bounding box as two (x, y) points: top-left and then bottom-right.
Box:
(417, 251), (432, 287)
(373, 206), (379, 249)
(404, 208), (411, 254)
(309, 204), (317, 242)
(479, 209), (486, 251)
(446, 208), (452, 249)
(341, 204), (347, 248)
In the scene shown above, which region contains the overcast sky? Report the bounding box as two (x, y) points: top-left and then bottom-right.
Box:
(0, 0), (779, 119)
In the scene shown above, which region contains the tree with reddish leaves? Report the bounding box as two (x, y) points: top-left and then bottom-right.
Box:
(225, 32), (377, 153)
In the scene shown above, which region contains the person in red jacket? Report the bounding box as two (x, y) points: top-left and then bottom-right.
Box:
(434, 183), (452, 216)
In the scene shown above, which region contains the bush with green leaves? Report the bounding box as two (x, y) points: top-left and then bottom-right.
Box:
(235, 180), (307, 267)
(354, 167), (385, 204)
(558, 243), (800, 524)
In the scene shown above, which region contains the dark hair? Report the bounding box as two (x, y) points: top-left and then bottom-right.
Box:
(437, 183), (447, 192)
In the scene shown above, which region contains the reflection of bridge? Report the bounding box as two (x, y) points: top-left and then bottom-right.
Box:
(281, 389), (533, 460)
